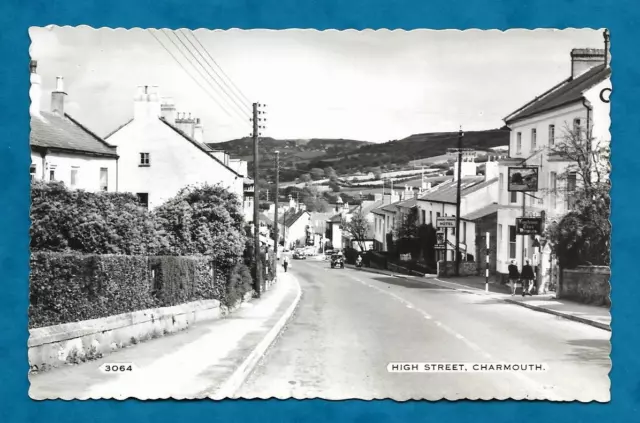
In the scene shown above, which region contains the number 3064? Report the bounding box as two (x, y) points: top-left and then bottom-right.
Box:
(100, 363), (135, 373)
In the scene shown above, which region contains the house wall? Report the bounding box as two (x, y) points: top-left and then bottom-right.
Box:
(416, 200), (476, 260)
(330, 222), (343, 250)
(496, 76), (610, 275)
(106, 118), (242, 209)
(285, 213), (311, 248)
(30, 150), (118, 192)
(474, 212), (498, 275)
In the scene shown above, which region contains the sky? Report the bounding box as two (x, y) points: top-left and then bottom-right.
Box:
(29, 27), (605, 143)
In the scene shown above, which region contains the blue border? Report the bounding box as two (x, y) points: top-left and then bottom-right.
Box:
(1, 0), (637, 422)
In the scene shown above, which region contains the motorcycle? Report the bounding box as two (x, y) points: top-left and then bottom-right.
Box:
(355, 261), (363, 268)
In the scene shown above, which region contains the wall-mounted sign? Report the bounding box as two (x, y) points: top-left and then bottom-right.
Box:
(508, 167), (539, 192)
(436, 216), (457, 228)
(516, 217), (542, 235)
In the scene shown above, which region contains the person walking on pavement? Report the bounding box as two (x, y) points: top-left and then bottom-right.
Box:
(521, 258), (535, 297)
(283, 255), (289, 273)
(508, 259), (520, 296)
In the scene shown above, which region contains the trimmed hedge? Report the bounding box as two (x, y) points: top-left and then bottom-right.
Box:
(28, 252), (248, 329)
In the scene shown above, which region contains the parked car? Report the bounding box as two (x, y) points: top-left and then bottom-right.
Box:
(293, 250), (307, 260)
(330, 254), (345, 269)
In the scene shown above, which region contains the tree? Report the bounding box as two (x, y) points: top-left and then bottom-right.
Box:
(397, 207), (420, 240)
(544, 122), (610, 268)
(300, 173), (312, 183)
(310, 168), (325, 180)
(341, 207), (369, 251)
(329, 181), (341, 192)
(154, 183), (247, 267)
(373, 170), (382, 180)
(325, 167), (337, 178)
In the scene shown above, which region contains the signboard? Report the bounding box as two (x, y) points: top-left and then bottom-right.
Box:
(516, 217), (542, 235)
(435, 231), (446, 249)
(400, 253), (412, 261)
(436, 216), (457, 228)
(508, 167), (539, 192)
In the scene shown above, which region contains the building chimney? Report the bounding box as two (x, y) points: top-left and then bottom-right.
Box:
(484, 156), (500, 181)
(604, 29), (610, 68)
(193, 118), (204, 143)
(161, 97), (176, 125)
(29, 60), (41, 116)
(51, 76), (67, 116)
(453, 151), (478, 181)
(134, 85), (161, 121)
(570, 48), (605, 78)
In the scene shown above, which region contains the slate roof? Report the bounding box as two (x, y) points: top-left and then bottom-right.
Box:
(418, 176), (485, 204)
(30, 112), (118, 157)
(358, 200), (384, 215)
(327, 213), (343, 224)
(396, 197), (418, 209)
(505, 64), (611, 124)
(462, 202), (500, 221)
(279, 209), (309, 227)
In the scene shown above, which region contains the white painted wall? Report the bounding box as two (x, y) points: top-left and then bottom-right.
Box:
(106, 118), (242, 209)
(31, 150), (118, 192)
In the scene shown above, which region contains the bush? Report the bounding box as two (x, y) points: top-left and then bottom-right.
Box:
(28, 252), (234, 329)
(226, 262), (253, 306)
(30, 181), (160, 255)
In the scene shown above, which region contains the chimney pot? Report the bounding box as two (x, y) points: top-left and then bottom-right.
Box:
(55, 76), (64, 93)
(30, 60), (37, 74)
(51, 76), (67, 116)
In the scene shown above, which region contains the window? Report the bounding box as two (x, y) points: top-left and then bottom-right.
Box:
(499, 174), (504, 202)
(421, 210), (426, 224)
(429, 211), (433, 224)
(548, 124), (555, 146)
(531, 128), (537, 151)
(516, 132), (522, 153)
(140, 152), (150, 166)
(70, 167), (79, 188)
(510, 190), (518, 204)
(49, 169), (55, 181)
(436, 212), (441, 219)
(498, 224), (503, 255)
(462, 221), (467, 243)
(550, 172), (557, 209)
(30, 164), (36, 181)
(573, 118), (581, 137)
(509, 225), (517, 259)
(136, 193), (149, 209)
(100, 168), (109, 192)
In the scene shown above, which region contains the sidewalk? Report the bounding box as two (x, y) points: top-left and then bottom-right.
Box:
(29, 270), (301, 400)
(349, 265), (611, 331)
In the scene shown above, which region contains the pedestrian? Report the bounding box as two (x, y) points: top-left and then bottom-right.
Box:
(283, 256), (289, 273)
(508, 259), (520, 296)
(521, 258), (535, 297)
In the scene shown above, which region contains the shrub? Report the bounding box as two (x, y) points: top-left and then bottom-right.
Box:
(225, 263), (253, 306)
(30, 181), (160, 255)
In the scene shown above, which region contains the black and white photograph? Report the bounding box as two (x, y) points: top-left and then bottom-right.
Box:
(27, 27), (611, 402)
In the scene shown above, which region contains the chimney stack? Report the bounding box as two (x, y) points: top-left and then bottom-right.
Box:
(570, 48), (605, 78)
(193, 118), (204, 142)
(161, 97), (176, 125)
(134, 85), (161, 121)
(29, 60), (42, 116)
(51, 76), (67, 117)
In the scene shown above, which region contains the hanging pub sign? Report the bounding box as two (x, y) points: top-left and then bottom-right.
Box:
(435, 231), (446, 249)
(516, 217), (543, 235)
(508, 166), (539, 192)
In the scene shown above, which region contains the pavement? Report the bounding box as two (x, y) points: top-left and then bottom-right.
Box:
(238, 259), (610, 401)
(347, 264), (611, 331)
(28, 269), (301, 400)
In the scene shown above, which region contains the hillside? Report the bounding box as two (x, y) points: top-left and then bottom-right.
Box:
(210, 128), (509, 183)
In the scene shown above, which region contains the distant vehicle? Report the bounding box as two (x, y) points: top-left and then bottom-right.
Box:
(330, 254), (345, 269)
(293, 250), (306, 260)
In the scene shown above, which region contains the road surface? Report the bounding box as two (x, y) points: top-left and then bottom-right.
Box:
(237, 258), (610, 401)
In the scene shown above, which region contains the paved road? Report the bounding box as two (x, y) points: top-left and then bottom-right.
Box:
(237, 259), (610, 401)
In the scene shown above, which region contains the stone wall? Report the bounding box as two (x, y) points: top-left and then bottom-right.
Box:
(28, 292), (253, 372)
(437, 260), (477, 277)
(559, 266), (610, 306)
(387, 262), (427, 277)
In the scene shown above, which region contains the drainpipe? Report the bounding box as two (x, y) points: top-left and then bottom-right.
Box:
(582, 98), (593, 184)
(41, 149), (47, 179)
(116, 157), (119, 192)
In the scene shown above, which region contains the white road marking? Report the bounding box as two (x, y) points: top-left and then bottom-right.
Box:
(346, 273), (566, 401)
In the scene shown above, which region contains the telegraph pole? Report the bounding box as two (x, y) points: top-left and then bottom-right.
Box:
(252, 102), (266, 297)
(454, 126), (463, 276)
(274, 151), (280, 267)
